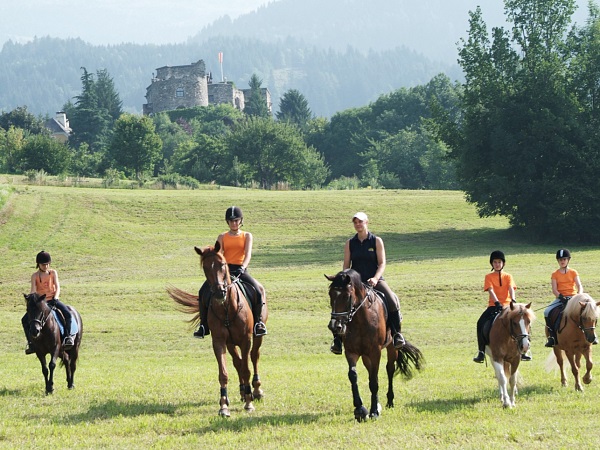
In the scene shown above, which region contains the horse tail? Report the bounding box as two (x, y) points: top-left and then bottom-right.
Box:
(395, 340), (424, 380)
(166, 284), (200, 323)
(544, 350), (560, 373)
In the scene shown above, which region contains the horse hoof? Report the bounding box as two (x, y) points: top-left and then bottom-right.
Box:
(354, 406), (369, 422)
(244, 403), (255, 412)
(68, 385), (75, 390)
(218, 408), (230, 418)
(253, 389), (264, 400)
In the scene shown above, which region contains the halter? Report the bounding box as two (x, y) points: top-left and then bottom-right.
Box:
(572, 311), (597, 336)
(28, 298), (51, 331)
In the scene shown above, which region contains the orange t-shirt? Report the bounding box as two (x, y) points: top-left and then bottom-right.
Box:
(483, 271), (516, 307)
(222, 231), (246, 265)
(551, 268), (579, 296)
(35, 270), (57, 300)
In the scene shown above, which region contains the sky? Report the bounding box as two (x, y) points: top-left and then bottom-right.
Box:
(0, 0), (276, 47)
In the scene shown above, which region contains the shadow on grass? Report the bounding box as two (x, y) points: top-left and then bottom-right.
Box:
(0, 387), (24, 396)
(197, 412), (322, 433)
(261, 226), (562, 268)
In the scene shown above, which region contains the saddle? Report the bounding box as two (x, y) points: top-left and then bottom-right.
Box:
(482, 308), (503, 346)
(548, 297), (570, 336)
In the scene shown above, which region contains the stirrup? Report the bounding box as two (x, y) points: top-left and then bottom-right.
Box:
(393, 332), (405, 349)
(254, 322), (267, 337)
(25, 343), (36, 355)
(473, 351), (485, 363)
(193, 325), (208, 339)
(521, 353), (532, 361)
(330, 338), (342, 355)
(545, 336), (556, 348)
(63, 335), (75, 349)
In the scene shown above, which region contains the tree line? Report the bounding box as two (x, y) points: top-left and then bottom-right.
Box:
(2, 0), (600, 242)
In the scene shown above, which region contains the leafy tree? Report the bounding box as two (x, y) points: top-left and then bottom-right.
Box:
(21, 134), (71, 174)
(244, 74), (271, 118)
(109, 114), (162, 179)
(454, 0), (600, 241)
(0, 125), (26, 173)
(276, 89), (313, 131)
(225, 117), (328, 189)
(0, 106), (47, 135)
(172, 133), (227, 182)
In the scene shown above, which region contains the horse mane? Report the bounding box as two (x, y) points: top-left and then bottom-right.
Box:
(504, 302), (536, 322)
(564, 293), (600, 321)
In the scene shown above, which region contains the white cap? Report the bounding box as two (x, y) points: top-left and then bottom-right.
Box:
(352, 212), (368, 222)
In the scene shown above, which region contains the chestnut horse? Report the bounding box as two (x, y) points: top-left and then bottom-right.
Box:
(486, 301), (534, 408)
(167, 243), (267, 417)
(545, 293), (600, 391)
(23, 293), (82, 395)
(326, 269), (423, 422)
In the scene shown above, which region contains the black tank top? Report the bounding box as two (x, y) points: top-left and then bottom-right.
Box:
(349, 232), (382, 282)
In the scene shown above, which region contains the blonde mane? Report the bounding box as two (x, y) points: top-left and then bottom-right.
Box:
(564, 293), (600, 321)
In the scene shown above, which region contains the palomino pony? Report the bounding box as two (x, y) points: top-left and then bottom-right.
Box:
(545, 293), (600, 391)
(23, 293), (83, 394)
(326, 269), (423, 422)
(167, 243), (267, 417)
(486, 301), (534, 408)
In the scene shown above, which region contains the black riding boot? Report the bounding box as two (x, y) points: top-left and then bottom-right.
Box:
(545, 316), (556, 347)
(22, 317), (35, 355)
(63, 318), (75, 349)
(194, 286), (210, 338)
(330, 336), (342, 355)
(389, 310), (405, 349)
(253, 301), (267, 337)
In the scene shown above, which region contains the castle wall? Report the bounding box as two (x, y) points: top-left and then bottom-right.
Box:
(208, 82), (245, 110)
(143, 60), (209, 115)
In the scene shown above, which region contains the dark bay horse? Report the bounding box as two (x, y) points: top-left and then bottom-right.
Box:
(326, 269), (423, 422)
(23, 293), (82, 394)
(167, 243), (267, 417)
(545, 293), (600, 391)
(486, 301), (534, 408)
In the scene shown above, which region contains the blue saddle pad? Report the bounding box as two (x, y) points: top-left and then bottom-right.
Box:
(51, 310), (78, 336)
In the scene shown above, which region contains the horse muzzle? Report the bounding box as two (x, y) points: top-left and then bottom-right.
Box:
(328, 318), (346, 336)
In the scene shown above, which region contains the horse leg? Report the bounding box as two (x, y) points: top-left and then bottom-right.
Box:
(250, 336), (264, 400)
(554, 348), (567, 387)
(227, 344), (245, 402)
(229, 340), (254, 412)
(213, 342), (230, 417)
(347, 358), (368, 422)
(566, 351), (582, 391)
(37, 354), (53, 395)
(385, 346), (396, 408)
(582, 346), (593, 385)
(491, 360), (510, 408)
(508, 367), (518, 408)
(362, 355), (382, 419)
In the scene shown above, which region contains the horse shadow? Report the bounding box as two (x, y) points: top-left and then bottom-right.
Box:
(195, 412), (322, 433)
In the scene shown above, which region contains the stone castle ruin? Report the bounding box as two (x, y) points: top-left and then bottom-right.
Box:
(143, 59), (271, 115)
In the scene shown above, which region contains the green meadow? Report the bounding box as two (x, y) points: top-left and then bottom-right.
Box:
(1, 181), (599, 449)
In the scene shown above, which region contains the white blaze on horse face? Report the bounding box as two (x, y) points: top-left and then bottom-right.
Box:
(518, 316), (531, 353)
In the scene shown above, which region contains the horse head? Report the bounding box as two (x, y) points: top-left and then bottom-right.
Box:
(195, 243), (231, 303)
(565, 294), (600, 344)
(325, 269), (364, 336)
(23, 293), (49, 340)
(506, 301), (534, 355)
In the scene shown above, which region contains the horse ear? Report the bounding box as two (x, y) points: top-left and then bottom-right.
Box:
(325, 274), (334, 281)
(580, 301), (587, 308)
(40, 294), (46, 301)
(194, 246), (203, 256)
(214, 240), (221, 253)
(509, 301), (516, 310)
(525, 302), (532, 309)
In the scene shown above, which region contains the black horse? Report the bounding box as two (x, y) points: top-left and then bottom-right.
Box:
(23, 293), (83, 394)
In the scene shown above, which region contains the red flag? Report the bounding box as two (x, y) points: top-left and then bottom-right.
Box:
(218, 52), (223, 64)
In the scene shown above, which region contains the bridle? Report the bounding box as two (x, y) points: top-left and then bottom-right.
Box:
(572, 306), (598, 341)
(507, 308), (531, 351)
(27, 297), (51, 334)
(330, 283), (370, 326)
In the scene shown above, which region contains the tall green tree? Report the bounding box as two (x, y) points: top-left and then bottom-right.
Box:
(0, 106), (47, 135)
(276, 89), (313, 131)
(21, 134), (71, 174)
(0, 126), (25, 173)
(453, 0), (600, 241)
(65, 67), (122, 154)
(109, 114), (162, 179)
(244, 74), (271, 118)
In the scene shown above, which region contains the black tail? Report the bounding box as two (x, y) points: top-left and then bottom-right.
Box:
(396, 340), (424, 380)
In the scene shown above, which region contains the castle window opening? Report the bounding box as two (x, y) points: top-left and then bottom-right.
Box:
(176, 87), (184, 98)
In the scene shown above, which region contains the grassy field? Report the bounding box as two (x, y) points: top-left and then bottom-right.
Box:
(1, 182), (600, 449)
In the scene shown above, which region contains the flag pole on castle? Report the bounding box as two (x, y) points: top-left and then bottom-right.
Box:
(218, 52), (224, 82)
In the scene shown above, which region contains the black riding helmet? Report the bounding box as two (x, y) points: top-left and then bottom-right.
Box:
(489, 250), (505, 268)
(556, 248), (571, 259)
(36, 250), (51, 267)
(225, 206), (243, 223)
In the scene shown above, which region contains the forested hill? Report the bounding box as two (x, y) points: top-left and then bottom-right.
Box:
(0, 0), (589, 118)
